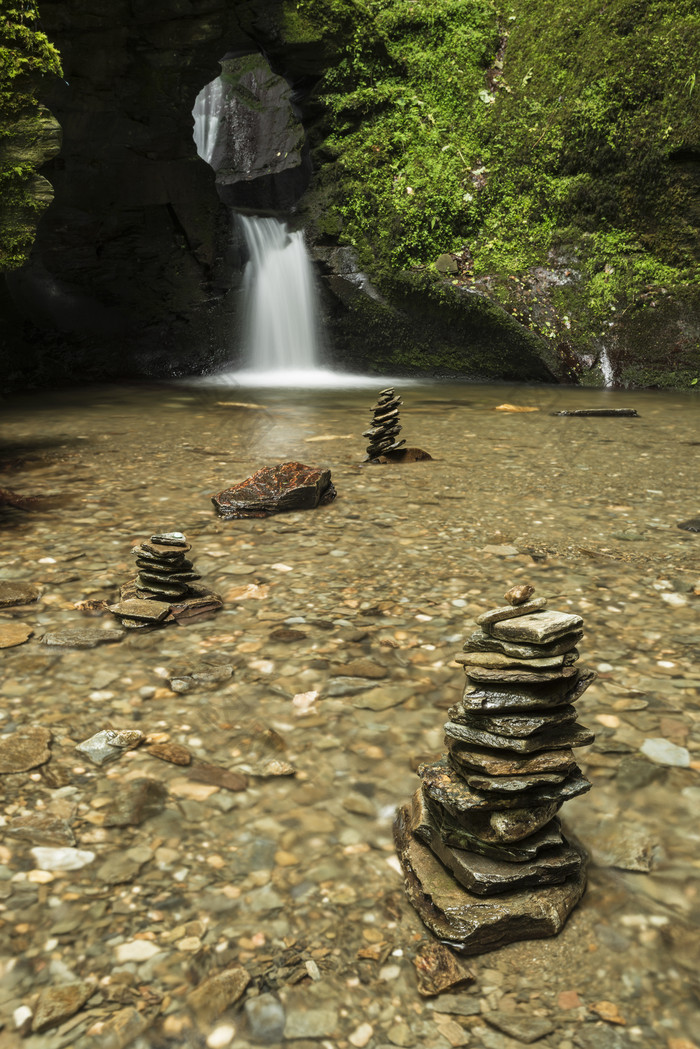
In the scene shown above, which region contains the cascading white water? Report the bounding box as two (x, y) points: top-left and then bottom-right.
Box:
(192, 77), (224, 166)
(599, 346), (615, 387)
(234, 213), (327, 384)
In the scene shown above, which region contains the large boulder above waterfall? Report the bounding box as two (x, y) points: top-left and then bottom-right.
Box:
(212, 462), (337, 519)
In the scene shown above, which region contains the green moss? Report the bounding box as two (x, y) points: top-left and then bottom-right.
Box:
(0, 3), (62, 271)
(297, 0), (699, 377)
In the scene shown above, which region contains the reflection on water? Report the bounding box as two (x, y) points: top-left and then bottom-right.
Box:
(1, 380), (699, 1041)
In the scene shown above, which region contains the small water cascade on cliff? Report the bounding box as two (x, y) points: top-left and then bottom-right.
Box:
(599, 346), (615, 387)
(192, 77), (224, 167)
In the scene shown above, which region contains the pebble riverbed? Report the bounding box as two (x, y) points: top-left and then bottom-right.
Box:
(0, 379), (698, 1049)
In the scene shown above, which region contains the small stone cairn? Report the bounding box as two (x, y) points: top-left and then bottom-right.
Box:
(110, 532), (222, 628)
(394, 584), (595, 954)
(363, 388), (405, 461)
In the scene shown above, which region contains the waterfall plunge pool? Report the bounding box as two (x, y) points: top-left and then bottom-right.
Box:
(0, 379), (698, 1043)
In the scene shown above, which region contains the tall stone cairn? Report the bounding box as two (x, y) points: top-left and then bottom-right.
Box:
(394, 584), (596, 955)
(363, 388), (406, 461)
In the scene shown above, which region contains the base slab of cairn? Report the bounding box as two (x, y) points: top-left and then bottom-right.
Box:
(394, 583), (594, 955)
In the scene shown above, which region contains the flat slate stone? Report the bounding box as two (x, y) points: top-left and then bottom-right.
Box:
(447, 740), (576, 777)
(491, 610), (583, 644)
(448, 703), (578, 739)
(41, 627), (125, 648)
(416, 789), (565, 860)
(409, 795), (584, 896)
(445, 719), (595, 754)
(109, 598), (172, 622)
(482, 1011), (556, 1043)
(456, 650), (576, 671)
(425, 788), (561, 845)
(421, 760), (590, 813)
(394, 804), (588, 954)
(0, 580), (40, 607)
(464, 628), (583, 659)
(0, 621), (34, 648)
(476, 598), (547, 628)
(461, 669), (594, 712)
(463, 768), (569, 793)
(0, 725), (51, 773)
(139, 540), (191, 559)
(552, 408), (638, 417)
(465, 664), (578, 685)
(32, 981), (96, 1033)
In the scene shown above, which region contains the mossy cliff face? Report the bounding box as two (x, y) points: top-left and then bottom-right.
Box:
(1, 0), (698, 388)
(0, 4), (61, 271)
(299, 0), (700, 387)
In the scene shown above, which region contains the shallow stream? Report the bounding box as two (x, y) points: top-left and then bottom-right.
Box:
(1, 380), (698, 1048)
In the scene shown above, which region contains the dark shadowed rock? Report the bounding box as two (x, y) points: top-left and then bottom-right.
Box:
(0, 580), (40, 606)
(393, 803), (587, 954)
(103, 778), (168, 827)
(677, 517), (700, 532)
(552, 408), (639, 417)
(213, 462), (336, 518)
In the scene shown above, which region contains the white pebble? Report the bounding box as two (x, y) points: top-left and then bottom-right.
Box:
(349, 1022), (374, 1048)
(379, 963), (401, 981)
(207, 1025), (236, 1049)
(661, 592), (687, 607)
(640, 737), (690, 767)
(115, 939), (162, 962)
(14, 1006), (32, 1029)
(30, 847), (95, 871)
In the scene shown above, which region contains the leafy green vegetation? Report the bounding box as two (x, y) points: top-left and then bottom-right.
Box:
(0, 2), (61, 270)
(294, 0), (699, 381)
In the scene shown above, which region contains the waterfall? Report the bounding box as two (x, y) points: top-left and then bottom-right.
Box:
(192, 77), (224, 166)
(599, 346), (614, 388)
(235, 214), (323, 381)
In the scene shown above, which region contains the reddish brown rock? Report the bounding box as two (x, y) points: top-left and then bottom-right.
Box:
(147, 742), (192, 766)
(212, 462), (336, 519)
(413, 942), (475, 997)
(189, 763), (248, 792)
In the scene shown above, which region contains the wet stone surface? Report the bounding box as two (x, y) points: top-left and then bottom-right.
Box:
(0, 381), (698, 1047)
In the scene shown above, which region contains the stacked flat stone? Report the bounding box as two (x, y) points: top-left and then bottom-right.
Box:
(363, 388), (406, 461)
(394, 584), (596, 955)
(110, 532), (222, 628)
(131, 532), (200, 600)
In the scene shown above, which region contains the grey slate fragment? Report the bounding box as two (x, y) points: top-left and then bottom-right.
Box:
(491, 609), (583, 644)
(483, 1011), (556, 1043)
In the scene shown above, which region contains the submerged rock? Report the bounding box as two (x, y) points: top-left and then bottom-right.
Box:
(213, 462), (336, 518)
